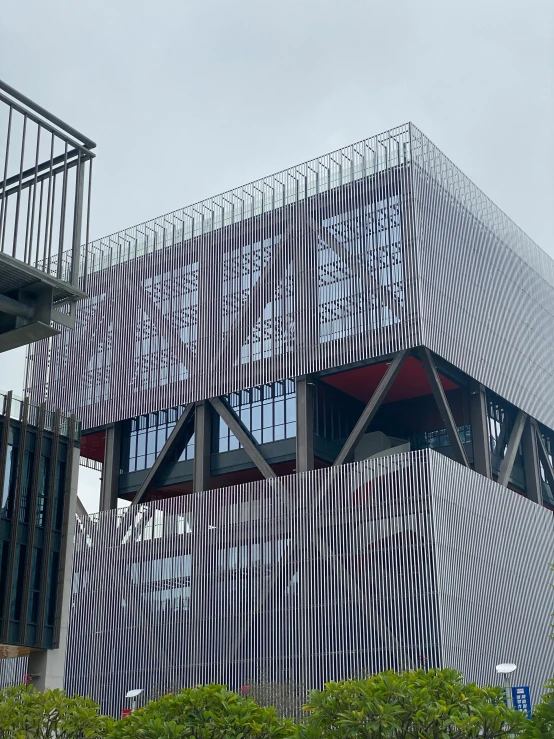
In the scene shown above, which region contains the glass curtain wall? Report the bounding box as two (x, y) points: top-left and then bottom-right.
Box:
(218, 381), (296, 452)
(127, 407), (195, 472)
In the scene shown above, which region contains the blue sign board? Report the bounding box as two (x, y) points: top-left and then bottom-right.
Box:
(511, 686), (531, 718)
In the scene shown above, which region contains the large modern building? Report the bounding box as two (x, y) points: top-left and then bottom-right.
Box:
(25, 123), (554, 713)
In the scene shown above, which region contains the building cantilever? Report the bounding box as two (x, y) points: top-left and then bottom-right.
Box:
(0, 79), (94, 352)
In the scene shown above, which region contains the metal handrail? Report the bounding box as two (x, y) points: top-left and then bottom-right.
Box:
(0, 80), (94, 289)
(0, 79), (96, 150)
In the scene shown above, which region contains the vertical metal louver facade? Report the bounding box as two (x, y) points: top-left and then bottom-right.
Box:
(65, 451), (553, 716)
(410, 127), (554, 430)
(26, 124), (419, 429)
(25, 124), (554, 432)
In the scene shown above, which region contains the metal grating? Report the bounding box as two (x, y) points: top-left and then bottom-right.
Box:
(64, 450), (554, 716)
(25, 123), (554, 435)
(27, 125), (418, 429)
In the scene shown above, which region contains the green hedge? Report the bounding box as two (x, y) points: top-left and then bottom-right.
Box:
(1, 670), (552, 738)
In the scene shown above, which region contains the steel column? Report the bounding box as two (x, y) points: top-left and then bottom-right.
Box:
(469, 379), (491, 478)
(132, 403), (195, 505)
(208, 396), (276, 479)
(334, 351), (408, 466)
(193, 400), (212, 493)
(295, 376), (314, 473)
(497, 410), (526, 488)
(522, 418), (543, 505)
(99, 423), (122, 511)
(418, 347), (469, 467)
(535, 427), (554, 500)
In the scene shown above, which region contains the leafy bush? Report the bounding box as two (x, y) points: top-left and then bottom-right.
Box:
(299, 669), (528, 738)
(2, 671), (552, 738)
(108, 683), (295, 739)
(522, 677), (554, 738)
(0, 684), (113, 739)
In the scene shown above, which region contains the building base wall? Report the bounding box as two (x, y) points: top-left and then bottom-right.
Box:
(429, 454), (554, 702)
(27, 648), (65, 691)
(65, 451), (553, 716)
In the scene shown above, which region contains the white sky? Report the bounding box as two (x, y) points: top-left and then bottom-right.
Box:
(1, 0), (553, 512)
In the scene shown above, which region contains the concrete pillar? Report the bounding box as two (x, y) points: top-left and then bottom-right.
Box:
(28, 446), (79, 690)
(469, 379), (491, 478)
(296, 376), (314, 473)
(193, 401), (211, 493)
(99, 423), (121, 511)
(522, 418), (543, 505)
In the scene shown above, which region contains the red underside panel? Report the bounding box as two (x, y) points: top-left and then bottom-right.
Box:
(80, 430), (106, 463)
(84, 358), (459, 491)
(321, 356), (457, 403)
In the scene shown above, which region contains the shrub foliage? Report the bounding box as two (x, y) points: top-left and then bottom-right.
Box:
(0, 671), (552, 738)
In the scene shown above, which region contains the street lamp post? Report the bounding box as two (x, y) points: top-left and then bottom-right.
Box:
(125, 688), (144, 713)
(496, 663), (517, 708)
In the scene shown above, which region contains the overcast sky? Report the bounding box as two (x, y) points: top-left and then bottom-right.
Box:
(2, 0), (553, 512)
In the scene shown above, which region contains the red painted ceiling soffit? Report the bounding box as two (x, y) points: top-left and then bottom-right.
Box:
(80, 430), (106, 463)
(321, 356), (458, 404)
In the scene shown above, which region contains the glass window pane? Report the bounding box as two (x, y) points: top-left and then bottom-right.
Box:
(147, 429), (157, 455)
(286, 421), (296, 438)
(274, 399), (284, 425)
(251, 405), (261, 431)
(263, 401), (273, 428)
(286, 397), (296, 424)
(240, 407), (250, 429)
(129, 433), (136, 461)
(157, 427), (166, 453)
(274, 424), (285, 441)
